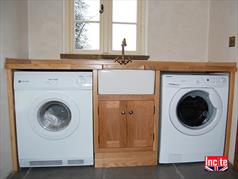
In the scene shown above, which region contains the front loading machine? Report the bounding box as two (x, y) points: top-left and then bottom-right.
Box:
(159, 73), (229, 163)
(14, 71), (93, 167)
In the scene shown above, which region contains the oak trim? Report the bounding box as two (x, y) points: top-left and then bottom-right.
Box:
(93, 70), (99, 152)
(97, 147), (153, 153)
(102, 64), (145, 69)
(6, 64), (102, 70)
(234, 120), (238, 171)
(5, 58), (236, 72)
(224, 71), (236, 156)
(95, 151), (157, 168)
(146, 61), (237, 72)
(98, 95), (154, 101)
(153, 71), (160, 156)
(6, 70), (19, 171)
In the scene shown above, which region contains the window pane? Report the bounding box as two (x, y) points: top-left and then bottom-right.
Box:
(75, 22), (99, 50)
(112, 24), (136, 51)
(113, 0), (137, 23)
(74, 0), (100, 21)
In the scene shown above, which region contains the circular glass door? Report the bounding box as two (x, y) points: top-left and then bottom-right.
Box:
(169, 88), (222, 136)
(38, 101), (72, 132)
(176, 91), (215, 129)
(29, 93), (80, 140)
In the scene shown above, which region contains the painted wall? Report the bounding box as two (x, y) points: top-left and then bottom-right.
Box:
(0, 1), (28, 178)
(207, 0), (238, 164)
(208, 0), (238, 61)
(27, 0), (211, 61)
(28, 0), (63, 59)
(147, 0), (210, 61)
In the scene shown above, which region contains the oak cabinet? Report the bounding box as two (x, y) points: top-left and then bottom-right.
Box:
(98, 100), (154, 150)
(126, 101), (154, 148)
(98, 100), (126, 148)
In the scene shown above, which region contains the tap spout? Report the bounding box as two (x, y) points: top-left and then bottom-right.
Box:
(114, 38), (132, 65)
(121, 38), (127, 56)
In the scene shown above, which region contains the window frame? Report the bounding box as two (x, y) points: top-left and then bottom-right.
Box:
(66, 0), (145, 55)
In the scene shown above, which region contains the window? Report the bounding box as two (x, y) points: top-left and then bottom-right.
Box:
(68, 0), (145, 54)
(74, 0), (100, 50)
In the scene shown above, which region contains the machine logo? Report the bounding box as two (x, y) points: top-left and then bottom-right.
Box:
(204, 156), (228, 171)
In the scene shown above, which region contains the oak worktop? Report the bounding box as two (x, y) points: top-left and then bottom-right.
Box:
(5, 58), (237, 72)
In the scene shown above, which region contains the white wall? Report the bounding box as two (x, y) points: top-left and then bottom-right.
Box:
(207, 0), (238, 164)
(27, 0), (211, 61)
(208, 0), (238, 61)
(28, 0), (64, 59)
(147, 0), (210, 61)
(0, 1), (28, 179)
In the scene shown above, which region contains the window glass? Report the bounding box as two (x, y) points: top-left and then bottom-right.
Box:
(74, 22), (100, 50)
(112, 24), (137, 51)
(112, 0), (137, 52)
(74, 0), (100, 21)
(74, 0), (100, 50)
(72, 0), (143, 53)
(113, 0), (137, 23)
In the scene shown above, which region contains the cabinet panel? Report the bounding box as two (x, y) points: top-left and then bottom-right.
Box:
(99, 101), (127, 148)
(127, 101), (154, 148)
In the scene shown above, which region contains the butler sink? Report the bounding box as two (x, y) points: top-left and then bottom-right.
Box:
(98, 70), (155, 94)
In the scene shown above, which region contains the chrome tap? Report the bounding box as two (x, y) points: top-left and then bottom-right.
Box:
(121, 38), (127, 57)
(115, 38), (132, 65)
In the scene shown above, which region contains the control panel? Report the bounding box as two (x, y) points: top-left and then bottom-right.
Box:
(162, 73), (229, 88)
(14, 71), (92, 90)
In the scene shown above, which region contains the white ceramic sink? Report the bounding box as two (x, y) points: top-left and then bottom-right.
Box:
(98, 70), (155, 94)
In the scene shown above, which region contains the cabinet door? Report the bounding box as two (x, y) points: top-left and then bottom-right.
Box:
(127, 101), (154, 148)
(99, 101), (127, 148)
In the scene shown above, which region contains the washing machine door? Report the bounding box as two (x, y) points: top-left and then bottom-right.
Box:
(29, 93), (80, 140)
(169, 88), (223, 136)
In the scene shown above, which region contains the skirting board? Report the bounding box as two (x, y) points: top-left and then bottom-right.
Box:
(95, 151), (157, 168)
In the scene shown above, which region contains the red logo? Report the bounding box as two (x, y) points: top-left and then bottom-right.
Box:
(204, 156), (228, 171)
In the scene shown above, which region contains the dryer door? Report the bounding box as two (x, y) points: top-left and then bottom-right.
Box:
(29, 93), (80, 140)
(169, 88), (223, 136)
(38, 101), (72, 132)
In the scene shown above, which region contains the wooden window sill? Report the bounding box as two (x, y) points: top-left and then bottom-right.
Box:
(60, 54), (150, 60)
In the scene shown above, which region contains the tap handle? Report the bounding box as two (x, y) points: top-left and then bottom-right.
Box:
(99, 4), (104, 14)
(122, 38), (127, 47)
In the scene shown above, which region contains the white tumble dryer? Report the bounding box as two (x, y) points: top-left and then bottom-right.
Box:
(159, 73), (229, 163)
(14, 71), (93, 167)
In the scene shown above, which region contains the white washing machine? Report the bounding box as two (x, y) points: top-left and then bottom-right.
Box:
(159, 73), (229, 163)
(14, 71), (93, 167)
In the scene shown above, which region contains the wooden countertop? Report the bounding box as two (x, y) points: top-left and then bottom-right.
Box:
(5, 58), (237, 72)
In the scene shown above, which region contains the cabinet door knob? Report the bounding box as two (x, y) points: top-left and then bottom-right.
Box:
(128, 111), (133, 115)
(121, 111), (126, 115)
